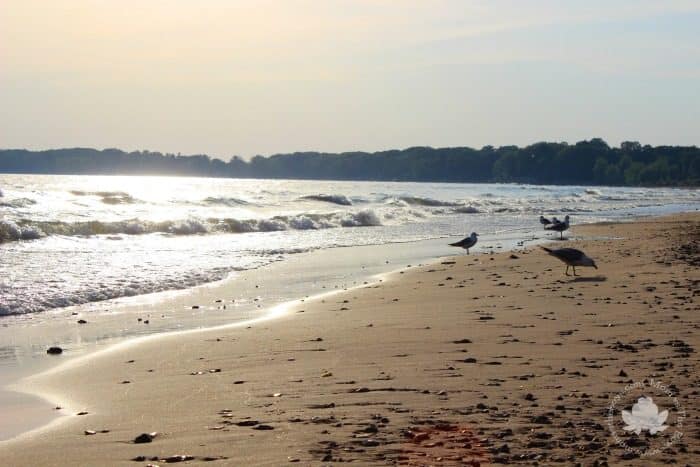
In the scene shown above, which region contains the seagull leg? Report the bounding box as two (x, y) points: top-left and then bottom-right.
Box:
(573, 266), (578, 276)
(565, 265), (570, 276)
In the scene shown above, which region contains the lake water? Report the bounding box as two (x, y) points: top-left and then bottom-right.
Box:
(1, 174), (698, 317)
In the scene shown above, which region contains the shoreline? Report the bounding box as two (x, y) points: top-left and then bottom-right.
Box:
(0, 212), (697, 466)
(0, 213), (565, 443)
(4, 281), (376, 445)
(0, 236), (470, 442)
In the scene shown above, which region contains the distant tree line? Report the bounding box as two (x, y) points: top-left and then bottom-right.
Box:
(1, 139), (698, 186)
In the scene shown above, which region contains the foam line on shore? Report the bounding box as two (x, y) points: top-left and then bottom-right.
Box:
(1, 256), (439, 445)
(0, 217), (642, 444)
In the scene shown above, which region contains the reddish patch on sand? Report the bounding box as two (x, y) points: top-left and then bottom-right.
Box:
(396, 423), (489, 466)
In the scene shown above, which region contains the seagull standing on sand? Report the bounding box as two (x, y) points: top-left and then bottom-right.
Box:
(539, 216), (552, 229)
(546, 215), (570, 239)
(541, 246), (597, 276)
(449, 232), (478, 254)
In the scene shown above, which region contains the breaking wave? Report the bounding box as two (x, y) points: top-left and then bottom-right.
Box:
(0, 209), (385, 243)
(201, 196), (252, 206)
(453, 206), (480, 214)
(0, 197), (37, 208)
(300, 194), (353, 206)
(393, 196), (460, 207)
(0, 220), (43, 242)
(0, 266), (238, 316)
(70, 190), (137, 204)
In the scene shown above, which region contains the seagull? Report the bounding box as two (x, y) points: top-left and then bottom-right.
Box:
(541, 246), (597, 276)
(539, 216), (552, 229)
(546, 215), (570, 239)
(449, 232), (478, 254)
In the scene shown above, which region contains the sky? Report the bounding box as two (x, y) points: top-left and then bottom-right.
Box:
(1, 0), (699, 159)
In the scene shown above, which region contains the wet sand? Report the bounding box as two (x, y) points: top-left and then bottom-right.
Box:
(0, 237), (465, 441)
(0, 213), (698, 466)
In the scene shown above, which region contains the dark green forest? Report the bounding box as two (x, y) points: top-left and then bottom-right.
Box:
(1, 139), (699, 186)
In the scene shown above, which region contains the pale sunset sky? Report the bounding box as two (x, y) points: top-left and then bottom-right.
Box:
(1, 0), (699, 158)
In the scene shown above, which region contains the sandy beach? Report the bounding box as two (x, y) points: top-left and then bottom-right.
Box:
(1, 213), (698, 466)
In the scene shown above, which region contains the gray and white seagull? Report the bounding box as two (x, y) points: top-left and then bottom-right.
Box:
(545, 215), (570, 239)
(541, 246), (597, 276)
(449, 232), (478, 254)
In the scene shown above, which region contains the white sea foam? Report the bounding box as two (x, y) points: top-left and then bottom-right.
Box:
(1, 174), (697, 316)
(0, 209), (391, 243)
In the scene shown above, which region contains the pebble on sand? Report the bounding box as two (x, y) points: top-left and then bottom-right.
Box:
(133, 432), (158, 444)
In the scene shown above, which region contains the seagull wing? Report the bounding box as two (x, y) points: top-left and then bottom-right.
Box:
(449, 237), (469, 247)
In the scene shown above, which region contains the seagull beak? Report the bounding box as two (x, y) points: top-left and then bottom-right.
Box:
(593, 262), (598, 269)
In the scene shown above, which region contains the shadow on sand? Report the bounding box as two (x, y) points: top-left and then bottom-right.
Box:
(568, 275), (607, 283)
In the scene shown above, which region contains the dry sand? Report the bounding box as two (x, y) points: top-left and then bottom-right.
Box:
(0, 213), (698, 466)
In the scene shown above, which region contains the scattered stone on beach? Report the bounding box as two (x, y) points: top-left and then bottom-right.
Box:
(235, 420), (259, 427)
(77, 319), (87, 324)
(307, 403), (336, 409)
(46, 346), (63, 355)
(453, 338), (472, 344)
(253, 424), (274, 430)
(84, 430), (96, 435)
(133, 432), (158, 443)
(164, 455), (195, 463)
(76, 411), (88, 416)
(531, 414), (552, 424)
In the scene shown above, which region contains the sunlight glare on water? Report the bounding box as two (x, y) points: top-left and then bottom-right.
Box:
(0, 174), (698, 316)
